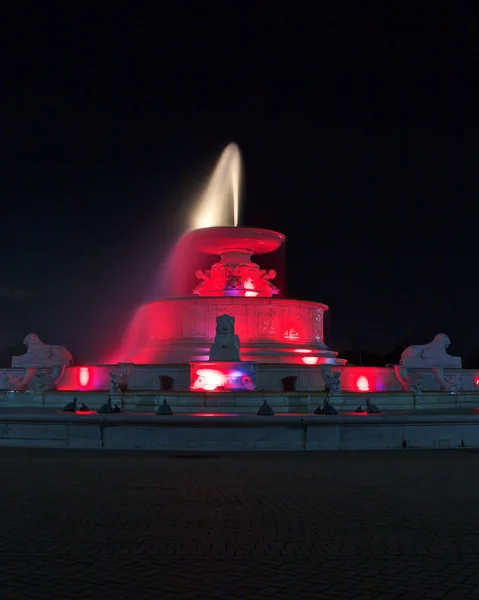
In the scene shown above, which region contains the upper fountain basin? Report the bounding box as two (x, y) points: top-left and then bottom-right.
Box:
(188, 226), (285, 256)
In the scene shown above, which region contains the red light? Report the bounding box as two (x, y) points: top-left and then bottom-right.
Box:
(302, 356), (319, 365)
(356, 375), (370, 392)
(191, 369), (226, 391)
(475, 378), (479, 386)
(191, 413), (239, 417)
(295, 349), (312, 354)
(79, 367), (90, 387)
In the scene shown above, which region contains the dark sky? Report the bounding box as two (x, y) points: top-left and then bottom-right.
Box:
(1, 5), (477, 364)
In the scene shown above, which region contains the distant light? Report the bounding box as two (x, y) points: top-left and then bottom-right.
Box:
(79, 367), (90, 387)
(475, 378), (479, 386)
(245, 291), (258, 297)
(295, 349), (312, 354)
(356, 375), (370, 392)
(302, 356), (318, 365)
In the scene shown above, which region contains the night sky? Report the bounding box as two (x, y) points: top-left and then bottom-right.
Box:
(1, 6), (477, 365)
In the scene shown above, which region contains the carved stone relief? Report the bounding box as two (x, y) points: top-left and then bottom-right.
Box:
(313, 310), (324, 342)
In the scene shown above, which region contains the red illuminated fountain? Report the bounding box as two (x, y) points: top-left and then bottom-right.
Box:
(113, 226), (345, 366)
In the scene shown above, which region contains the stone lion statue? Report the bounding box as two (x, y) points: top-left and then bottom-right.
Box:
(209, 314), (241, 361)
(400, 333), (460, 367)
(12, 333), (73, 368)
(216, 314), (235, 336)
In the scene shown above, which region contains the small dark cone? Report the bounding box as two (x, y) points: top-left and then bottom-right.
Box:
(366, 398), (381, 414)
(313, 406), (323, 415)
(78, 402), (90, 412)
(112, 405), (122, 413)
(62, 397), (77, 412)
(355, 405), (366, 413)
(323, 402), (338, 415)
(155, 399), (173, 415)
(257, 400), (275, 416)
(98, 397), (113, 414)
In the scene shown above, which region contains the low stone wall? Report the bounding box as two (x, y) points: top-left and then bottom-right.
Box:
(1, 412), (479, 451)
(2, 389), (479, 413)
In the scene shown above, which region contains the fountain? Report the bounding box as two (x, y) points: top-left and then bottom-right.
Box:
(110, 224), (344, 366)
(3, 143), (479, 451)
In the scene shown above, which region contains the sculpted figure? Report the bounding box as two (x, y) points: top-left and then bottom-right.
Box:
(400, 334), (461, 368)
(34, 366), (66, 392)
(4, 368), (36, 391)
(324, 371), (341, 394)
(209, 314), (241, 361)
(12, 334), (73, 368)
(320, 366), (341, 395)
(109, 372), (121, 394)
(195, 269), (211, 282)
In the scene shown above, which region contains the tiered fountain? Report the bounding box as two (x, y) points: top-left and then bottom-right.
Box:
(110, 225), (345, 369)
(1, 143), (479, 451)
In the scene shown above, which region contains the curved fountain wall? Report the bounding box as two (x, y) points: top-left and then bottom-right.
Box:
(113, 296), (344, 365)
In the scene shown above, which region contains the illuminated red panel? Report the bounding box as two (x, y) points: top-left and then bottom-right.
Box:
(57, 366), (106, 391)
(191, 369), (226, 391)
(356, 375), (370, 392)
(190, 362), (256, 392)
(302, 356), (319, 365)
(475, 378), (479, 386)
(79, 367), (90, 387)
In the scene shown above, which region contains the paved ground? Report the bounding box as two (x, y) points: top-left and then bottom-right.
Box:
(2, 449), (479, 599)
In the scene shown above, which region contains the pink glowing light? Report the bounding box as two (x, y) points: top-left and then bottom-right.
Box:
(79, 367), (90, 387)
(295, 349), (312, 354)
(356, 375), (370, 392)
(191, 369), (226, 391)
(191, 413), (240, 417)
(302, 356), (319, 365)
(475, 378), (479, 386)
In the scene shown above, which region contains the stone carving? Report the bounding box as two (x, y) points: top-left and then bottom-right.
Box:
(118, 363), (132, 389)
(400, 334), (461, 368)
(209, 314), (241, 361)
(258, 308), (276, 336)
(320, 366), (341, 395)
(313, 310), (324, 342)
(3, 368), (36, 391)
(34, 366), (65, 392)
(194, 264), (279, 297)
(432, 367), (460, 393)
(12, 334), (73, 368)
(410, 374), (423, 394)
(258, 269), (278, 295)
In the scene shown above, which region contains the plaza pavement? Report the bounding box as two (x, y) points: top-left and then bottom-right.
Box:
(1, 448), (479, 599)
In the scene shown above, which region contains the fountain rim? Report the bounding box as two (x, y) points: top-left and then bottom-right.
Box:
(137, 296), (330, 312)
(187, 226), (286, 256)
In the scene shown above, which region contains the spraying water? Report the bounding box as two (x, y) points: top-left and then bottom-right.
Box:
(157, 143), (243, 298)
(110, 143), (244, 362)
(191, 142), (242, 229)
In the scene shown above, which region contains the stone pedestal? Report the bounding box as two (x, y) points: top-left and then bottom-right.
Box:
(190, 361), (256, 392)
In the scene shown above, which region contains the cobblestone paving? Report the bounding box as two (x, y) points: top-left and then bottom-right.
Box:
(2, 449), (479, 599)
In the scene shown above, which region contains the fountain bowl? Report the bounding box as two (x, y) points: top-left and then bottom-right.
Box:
(188, 226), (285, 256)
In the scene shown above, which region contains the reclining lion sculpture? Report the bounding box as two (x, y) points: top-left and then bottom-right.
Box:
(11, 333), (73, 368)
(400, 333), (461, 368)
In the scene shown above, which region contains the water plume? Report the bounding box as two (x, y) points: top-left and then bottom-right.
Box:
(190, 142), (242, 229)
